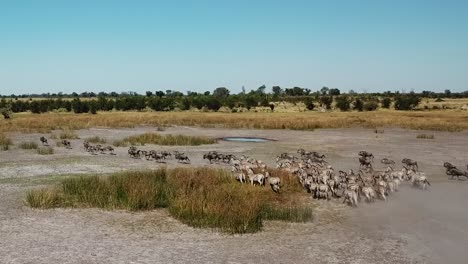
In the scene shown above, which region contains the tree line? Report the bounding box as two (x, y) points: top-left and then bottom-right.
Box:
(1, 86), (467, 115)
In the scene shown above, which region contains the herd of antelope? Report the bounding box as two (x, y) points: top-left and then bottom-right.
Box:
(36, 135), (468, 205)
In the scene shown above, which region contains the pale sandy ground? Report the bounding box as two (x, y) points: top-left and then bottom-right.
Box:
(0, 126), (467, 264)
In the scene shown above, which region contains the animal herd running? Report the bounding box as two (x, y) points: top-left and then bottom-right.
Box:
(35, 134), (467, 205)
(127, 146), (190, 164)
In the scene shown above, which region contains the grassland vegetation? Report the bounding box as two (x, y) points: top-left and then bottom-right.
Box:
(0, 133), (13, 150)
(37, 146), (54, 155)
(26, 168), (313, 234)
(19, 141), (38, 149)
(112, 132), (216, 147)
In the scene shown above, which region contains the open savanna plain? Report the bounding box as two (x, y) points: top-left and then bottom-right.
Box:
(1, 111), (468, 264)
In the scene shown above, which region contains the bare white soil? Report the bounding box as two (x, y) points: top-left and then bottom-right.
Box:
(1, 126), (467, 264)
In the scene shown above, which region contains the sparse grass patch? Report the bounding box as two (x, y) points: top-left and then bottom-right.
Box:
(26, 167), (311, 234)
(416, 133), (435, 139)
(59, 130), (79, 140)
(26, 187), (62, 208)
(85, 136), (107, 144)
(113, 133), (216, 147)
(0, 133), (13, 151)
(19, 141), (38, 149)
(261, 205), (313, 222)
(37, 146), (54, 155)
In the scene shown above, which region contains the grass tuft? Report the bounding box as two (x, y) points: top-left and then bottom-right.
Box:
(37, 146), (54, 155)
(59, 130), (79, 140)
(113, 133), (216, 147)
(416, 133), (435, 139)
(25, 167), (312, 234)
(85, 136), (107, 144)
(0, 133), (13, 151)
(19, 141), (38, 149)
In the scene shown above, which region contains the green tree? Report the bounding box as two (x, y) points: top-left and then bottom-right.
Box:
(335, 96), (351, 111)
(213, 87), (230, 98)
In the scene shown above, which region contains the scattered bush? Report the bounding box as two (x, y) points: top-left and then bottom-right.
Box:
(354, 99), (364, 111)
(335, 96), (351, 111)
(19, 141), (38, 149)
(37, 147), (54, 155)
(304, 98), (315, 110)
(381, 98), (391, 108)
(319, 96), (333, 110)
(394, 95), (421, 110)
(363, 101), (379, 111)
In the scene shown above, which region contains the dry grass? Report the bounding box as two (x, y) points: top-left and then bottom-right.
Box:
(0, 133), (13, 151)
(26, 168), (312, 234)
(112, 132), (216, 147)
(19, 141), (38, 149)
(58, 130), (79, 140)
(1, 111), (467, 133)
(416, 134), (435, 139)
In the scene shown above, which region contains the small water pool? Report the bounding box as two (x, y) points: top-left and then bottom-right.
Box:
(222, 137), (273, 143)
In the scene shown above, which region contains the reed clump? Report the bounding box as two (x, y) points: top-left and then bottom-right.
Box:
(19, 141), (38, 149)
(26, 167), (312, 234)
(112, 133), (216, 147)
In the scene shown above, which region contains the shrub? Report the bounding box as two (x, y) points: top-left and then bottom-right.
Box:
(304, 98), (315, 110)
(435, 97), (444, 102)
(319, 96), (333, 110)
(354, 98), (364, 111)
(19, 141), (38, 149)
(394, 95), (421, 110)
(335, 96), (351, 111)
(363, 101), (379, 111)
(381, 98), (391, 108)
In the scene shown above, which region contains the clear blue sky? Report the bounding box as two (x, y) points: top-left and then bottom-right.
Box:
(1, 0), (467, 95)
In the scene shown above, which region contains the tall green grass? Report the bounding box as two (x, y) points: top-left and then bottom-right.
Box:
(19, 141), (39, 149)
(112, 132), (216, 147)
(26, 168), (312, 234)
(0, 133), (13, 151)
